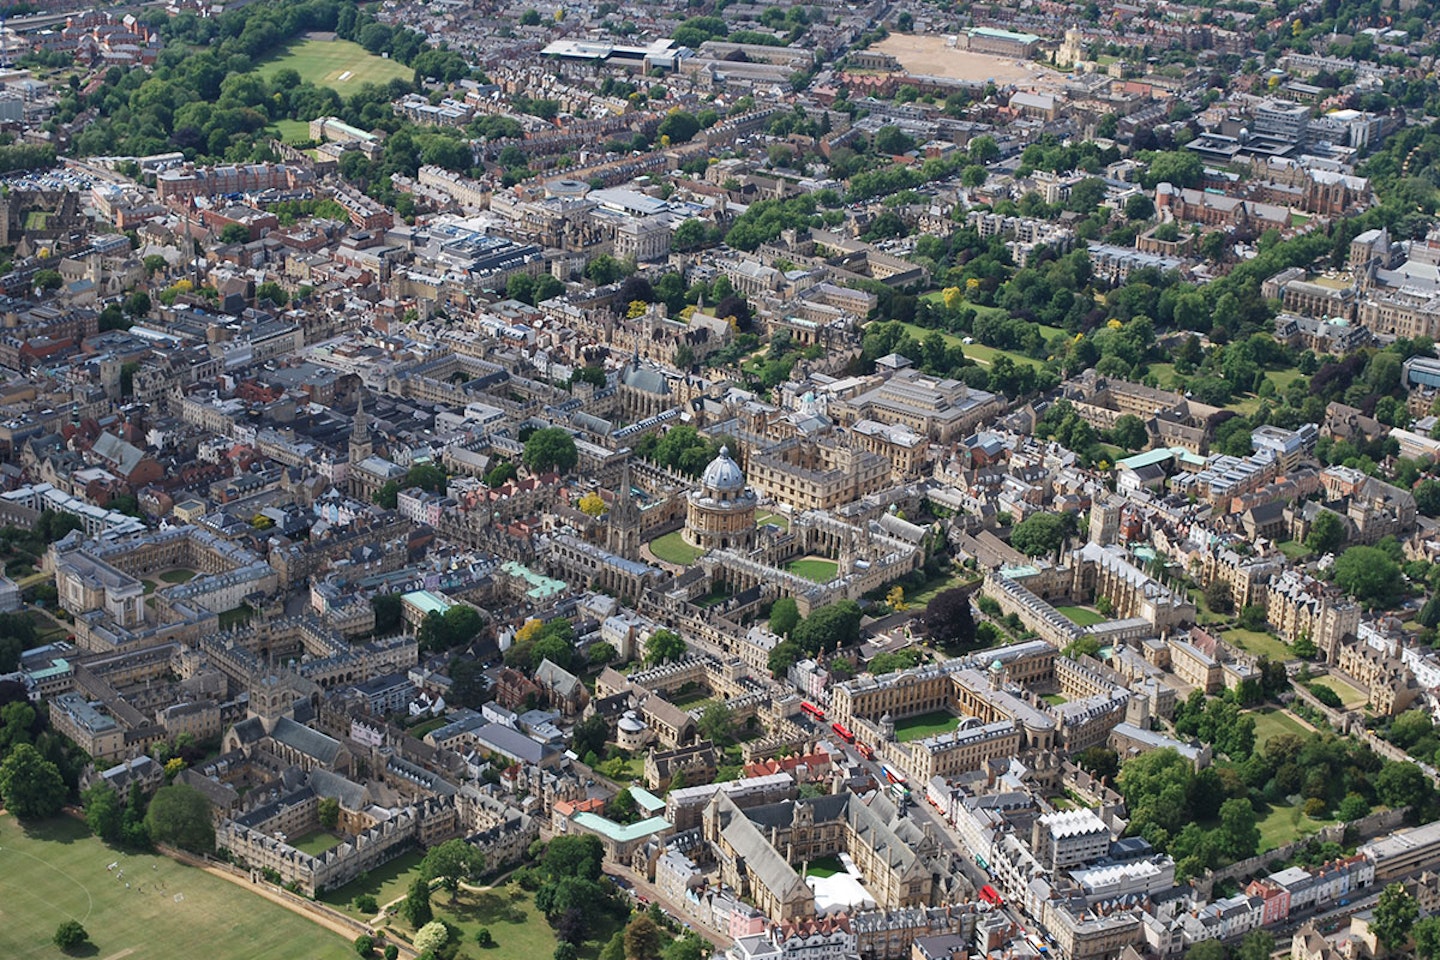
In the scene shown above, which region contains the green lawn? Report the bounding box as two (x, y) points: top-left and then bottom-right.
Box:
(1256, 801), (1334, 852)
(1056, 605), (1107, 627)
(649, 531), (704, 566)
(415, 883), (561, 960)
(1276, 539), (1312, 561)
(787, 557), (839, 583)
(0, 814), (354, 960)
(756, 510), (789, 530)
(1311, 675), (1368, 709)
(909, 567), (976, 607)
(289, 830), (345, 856)
(805, 855), (845, 878)
(271, 118), (312, 144)
(257, 37), (413, 90)
(884, 321), (1046, 369)
(1225, 628), (1293, 662)
(159, 568), (197, 584)
(1042, 693), (1068, 706)
(408, 715), (449, 738)
(320, 849), (425, 916)
(893, 710), (961, 742)
(1249, 708), (1311, 748)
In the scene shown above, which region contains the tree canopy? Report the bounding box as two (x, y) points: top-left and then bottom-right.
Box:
(144, 783), (215, 852)
(524, 428), (579, 474)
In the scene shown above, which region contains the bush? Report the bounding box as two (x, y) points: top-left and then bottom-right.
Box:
(414, 921), (449, 955)
(354, 894), (379, 914)
(1308, 682), (1344, 709)
(384, 947), (399, 960)
(1303, 798), (1328, 818)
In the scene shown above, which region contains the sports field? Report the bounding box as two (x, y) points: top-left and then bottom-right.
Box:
(258, 37), (412, 90)
(786, 556), (839, 583)
(0, 814), (353, 960)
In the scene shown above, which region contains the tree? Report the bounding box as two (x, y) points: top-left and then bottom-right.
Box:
(144, 783), (214, 852)
(355, 935), (375, 956)
(83, 782), (124, 843)
(624, 916), (663, 960)
(124, 290), (152, 317)
(663, 935), (705, 960)
(354, 894), (379, 915)
(920, 588), (978, 650)
(255, 281), (288, 307)
(33, 269), (63, 291)
(573, 714), (610, 759)
(1333, 545), (1401, 608)
(318, 796), (340, 829)
(1109, 414), (1149, 451)
(1416, 479), (1440, 518)
(402, 875), (433, 927)
(1010, 513), (1071, 557)
(374, 480), (400, 510)
(697, 701), (735, 745)
(520, 8), (541, 24)
(220, 224), (251, 244)
(414, 920), (449, 954)
(645, 628), (686, 665)
(1184, 942), (1226, 960)
(769, 597), (800, 637)
(1204, 578), (1234, 615)
(578, 492), (606, 517)
(1217, 797), (1260, 860)
(657, 111), (701, 144)
(1125, 194), (1155, 221)
(476, 928), (495, 948)
(54, 920), (88, 952)
(886, 585), (907, 611)
(1415, 916), (1440, 959)
(556, 945), (579, 960)
(524, 428), (579, 474)
(0, 742), (67, 819)
(372, 593), (403, 635)
(792, 600), (862, 654)
(1376, 761), (1430, 809)
(422, 838), (486, 898)
(1305, 510), (1345, 554)
(1235, 932), (1274, 960)
(1373, 883), (1419, 952)
(1075, 746), (1119, 781)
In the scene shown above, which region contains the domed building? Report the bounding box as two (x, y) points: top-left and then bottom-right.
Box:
(684, 446), (758, 553)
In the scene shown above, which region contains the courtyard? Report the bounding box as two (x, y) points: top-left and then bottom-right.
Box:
(892, 710), (961, 742)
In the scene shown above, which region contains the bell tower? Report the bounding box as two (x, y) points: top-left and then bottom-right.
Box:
(349, 395), (373, 465)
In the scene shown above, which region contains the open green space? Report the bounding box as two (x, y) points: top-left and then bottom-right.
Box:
(407, 883), (561, 959)
(1276, 539), (1312, 561)
(1256, 801), (1335, 852)
(289, 830), (345, 856)
(804, 855), (846, 878)
(909, 568), (973, 607)
(0, 814), (353, 960)
(257, 37), (412, 90)
(1056, 605), (1107, 627)
(786, 556), (839, 583)
(884, 321), (1046, 369)
(320, 849), (423, 916)
(408, 715), (449, 738)
(1310, 674), (1368, 710)
(1042, 693), (1068, 706)
(756, 510), (789, 530)
(23, 211), (47, 230)
(893, 710), (961, 742)
(649, 530), (704, 566)
(271, 118), (312, 144)
(1225, 627), (1293, 662)
(1249, 708), (1311, 748)
(693, 586), (733, 609)
(159, 568), (197, 584)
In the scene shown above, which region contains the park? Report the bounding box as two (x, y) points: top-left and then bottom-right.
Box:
(258, 35), (413, 91)
(0, 814), (354, 960)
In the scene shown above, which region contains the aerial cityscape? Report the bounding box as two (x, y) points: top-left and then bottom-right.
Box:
(3, 0), (1440, 958)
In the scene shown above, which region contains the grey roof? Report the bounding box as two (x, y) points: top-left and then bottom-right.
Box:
(474, 722), (548, 763)
(534, 658), (582, 698)
(309, 768), (368, 810)
(270, 716), (342, 765)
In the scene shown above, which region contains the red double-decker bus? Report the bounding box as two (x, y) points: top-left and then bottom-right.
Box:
(979, 885), (1004, 907)
(856, 742), (875, 760)
(831, 722), (856, 743)
(801, 702), (826, 720)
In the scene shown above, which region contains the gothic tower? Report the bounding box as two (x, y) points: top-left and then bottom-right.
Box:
(349, 395), (373, 465)
(608, 461), (642, 561)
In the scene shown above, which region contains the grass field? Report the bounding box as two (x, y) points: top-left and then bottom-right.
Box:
(320, 849), (425, 916)
(1311, 675), (1368, 709)
(219, 603), (256, 630)
(884, 321), (1047, 369)
(786, 556), (839, 583)
(271, 118), (312, 144)
(289, 830), (345, 856)
(648, 531), (704, 566)
(0, 814), (353, 960)
(1276, 539), (1312, 561)
(1250, 708), (1311, 748)
(1056, 605), (1107, 627)
(893, 710), (961, 742)
(159, 568), (197, 584)
(805, 855), (845, 878)
(1042, 693), (1068, 706)
(1225, 628), (1293, 662)
(756, 510), (789, 530)
(1257, 801), (1334, 852)
(413, 883), (560, 960)
(258, 37), (412, 90)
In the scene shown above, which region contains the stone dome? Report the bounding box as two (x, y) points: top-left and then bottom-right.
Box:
(701, 445), (746, 491)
